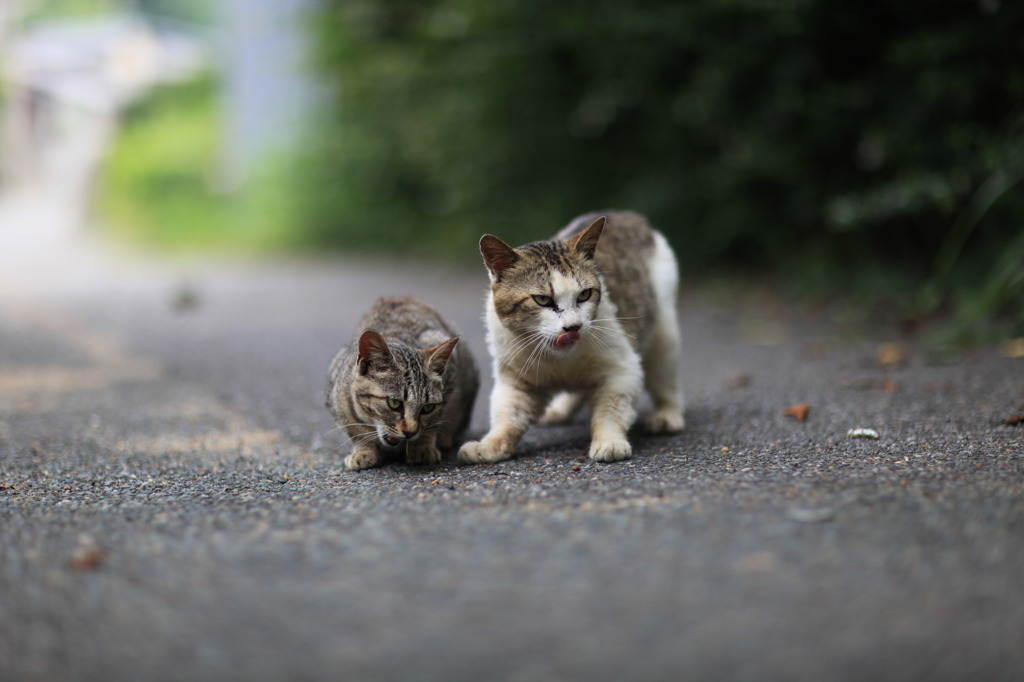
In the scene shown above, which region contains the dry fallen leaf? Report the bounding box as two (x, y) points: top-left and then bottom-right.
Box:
(1004, 414), (1024, 426)
(727, 372), (753, 389)
(998, 338), (1024, 359)
(876, 342), (907, 366)
(71, 547), (108, 571)
(783, 403), (811, 422)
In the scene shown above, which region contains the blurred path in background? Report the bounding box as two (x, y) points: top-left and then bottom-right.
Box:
(0, 11), (205, 295)
(0, 95), (112, 290)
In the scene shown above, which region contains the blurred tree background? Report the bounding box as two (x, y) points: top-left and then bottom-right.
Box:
(57, 0), (1021, 342)
(298, 0), (1024, 343)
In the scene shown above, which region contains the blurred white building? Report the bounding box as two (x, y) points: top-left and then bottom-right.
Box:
(0, 0), (319, 260)
(0, 0), (320, 192)
(0, 9), (205, 186)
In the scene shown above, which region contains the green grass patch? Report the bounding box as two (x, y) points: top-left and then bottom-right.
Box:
(98, 73), (301, 254)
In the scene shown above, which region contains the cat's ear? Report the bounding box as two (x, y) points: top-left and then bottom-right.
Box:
(423, 336), (460, 377)
(480, 235), (519, 280)
(568, 216), (606, 260)
(357, 330), (393, 375)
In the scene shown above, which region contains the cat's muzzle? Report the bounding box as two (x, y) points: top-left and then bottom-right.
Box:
(382, 431), (420, 446)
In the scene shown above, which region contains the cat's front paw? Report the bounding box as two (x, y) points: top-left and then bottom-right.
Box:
(589, 438), (632, 462)
(645, 409), (685, 434)
(345, 447), (383, 471)
(406, 442), (441, 466)
(458, 440), (512, 465)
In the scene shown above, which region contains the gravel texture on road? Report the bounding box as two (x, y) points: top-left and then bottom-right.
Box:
(1, 250), (1022, 681)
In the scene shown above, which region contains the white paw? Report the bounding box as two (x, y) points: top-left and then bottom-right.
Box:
(645, 410), (685, 434)
(457, 440), (512, 465)
(345, 448), (382, 471)
(589, 438), (632, 462)
(406, 443), (441, 466)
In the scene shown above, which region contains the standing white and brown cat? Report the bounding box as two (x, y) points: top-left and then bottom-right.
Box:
(328, 296), (479, 470)
(458, 210), (684, 465)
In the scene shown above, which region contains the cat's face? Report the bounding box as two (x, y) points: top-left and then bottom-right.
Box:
(480, 217), (605, 353)
(351, 332), (458, 447)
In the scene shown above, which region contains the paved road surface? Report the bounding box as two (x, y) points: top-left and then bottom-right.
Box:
(1, 242), (1022, 681)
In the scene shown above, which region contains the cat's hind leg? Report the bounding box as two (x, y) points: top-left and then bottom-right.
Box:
(539, 391), (583, 425)
(642, 325), (685, 434)
(642, 232), (685, 434)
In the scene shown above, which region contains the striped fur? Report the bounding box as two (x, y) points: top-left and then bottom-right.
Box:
(328, 296), (479, 471)
(459, 211), (684, 465)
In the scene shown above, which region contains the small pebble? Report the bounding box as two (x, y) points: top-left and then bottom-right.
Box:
(787, 507), (837, 523)
(71, 547), (108, 571)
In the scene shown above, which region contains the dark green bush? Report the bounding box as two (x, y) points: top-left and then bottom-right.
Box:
(302, 0), (1024, 341)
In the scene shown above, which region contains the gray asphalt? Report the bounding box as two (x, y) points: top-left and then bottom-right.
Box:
(1, 246), (1022, 681)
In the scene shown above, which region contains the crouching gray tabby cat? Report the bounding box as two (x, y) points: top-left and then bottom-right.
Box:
(327, 296), (479, 471)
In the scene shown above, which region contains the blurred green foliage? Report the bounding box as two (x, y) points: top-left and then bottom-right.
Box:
(23, 0), (211, 23)
(137, 0), (215, 26)
(99, 73), (298, 253)
(301, 0), (1024, 341)
(22, 0), (121, 21)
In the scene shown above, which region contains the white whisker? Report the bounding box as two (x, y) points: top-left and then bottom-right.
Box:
(590, 323), (636, 340)
(592, 314), (647, 322)
(514, 333), (549, 384)
(502, 331), (549, 376)
(347, 432), (381, 450)
(424, 418), (454, 432)
(499, 335), (536, 369)
(586, 329), (617, 355)
(322, 422), (378, 441)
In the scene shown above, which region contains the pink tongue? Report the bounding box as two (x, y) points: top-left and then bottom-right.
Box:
(555, 331), (581, 347)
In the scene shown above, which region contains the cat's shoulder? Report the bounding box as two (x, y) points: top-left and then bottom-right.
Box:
(364, 295), (440, 319)
(557, 210), (657, 253)
(360, 295), (451, 334)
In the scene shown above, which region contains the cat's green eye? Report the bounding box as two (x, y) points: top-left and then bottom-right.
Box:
(420, 403), (436, 415)
(386, 397), (403, 411)
(533, 294), (554, 307)
(577, 288), (593, 303)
